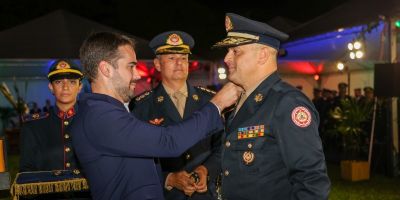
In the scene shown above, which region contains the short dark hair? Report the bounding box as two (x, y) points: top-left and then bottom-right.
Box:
(79, 32), (135, 82)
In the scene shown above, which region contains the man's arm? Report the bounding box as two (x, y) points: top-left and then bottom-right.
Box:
(274, 92), (331, 199)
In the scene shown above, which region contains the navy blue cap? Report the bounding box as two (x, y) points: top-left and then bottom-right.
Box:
(213, 13), (289, 50)
(47, 59), (83, 82)
(149, 31), (194, 55)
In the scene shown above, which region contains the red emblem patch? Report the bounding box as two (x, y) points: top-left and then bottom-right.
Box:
(291, 106), (312, 128)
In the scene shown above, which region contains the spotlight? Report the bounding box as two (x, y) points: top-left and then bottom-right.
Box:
(349, 52), (356, 59)
(337, 62), (345, 71)
(217, 67), (226, 74)
(353, 41), (362, 50)
(314, 74), (320, 81)
(355, 50), (364, 58)
(347, 43), (353, 50)
(219, 74), (227, 80)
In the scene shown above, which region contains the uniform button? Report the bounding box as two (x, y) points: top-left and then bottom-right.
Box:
(64, 121), (69, 126)
(65, 147), (71, 152)
(248, 143), (253, 149)
(66, 162), (71, 168)
(225, 141), (231, 148)
(224, 170), (229, 176)
(185, 154), (191, 160)
(64, 134), (70, 139)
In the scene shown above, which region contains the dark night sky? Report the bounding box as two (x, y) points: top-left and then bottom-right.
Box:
(0, 0), (349, 58)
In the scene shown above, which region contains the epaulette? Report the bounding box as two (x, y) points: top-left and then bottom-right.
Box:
(135, 90), (153, 102)
(195, 86), (216, 95)
(22, 112), (49, 123)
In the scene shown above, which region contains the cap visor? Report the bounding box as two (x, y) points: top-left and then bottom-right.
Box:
(49, 73), (82, 82)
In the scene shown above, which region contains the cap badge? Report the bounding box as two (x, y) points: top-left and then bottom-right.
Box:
(56, 61), (71, 70)
(291, 106), (312, 128)
(166, 34), (183, 46)
(157, 96), (164, 103)
(225, 16), (233, 32)
(192, 94), (199, 101)
(242, 151), (255, 165)
(254, 93), (263, 102)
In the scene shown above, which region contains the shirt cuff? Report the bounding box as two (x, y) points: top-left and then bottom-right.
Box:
(210, 102), (222, 115)
(164, 173), (173, 191)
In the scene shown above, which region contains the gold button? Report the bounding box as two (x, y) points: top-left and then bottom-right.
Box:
(185, 154), (191, 160)
(248, 143), (253, 149)
(64, 134), (70, 139)
(225, 141), (231, 148)
(224, 170), (229, 176)
(64, 121), (69, 126)
(65, 147), (70, 152)
(66, 162), (71, 168)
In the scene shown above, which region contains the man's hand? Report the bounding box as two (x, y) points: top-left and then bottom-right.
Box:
(166, 171), (196, 196)
(210, 82), (243, 111)
(193, 165), (208, 193)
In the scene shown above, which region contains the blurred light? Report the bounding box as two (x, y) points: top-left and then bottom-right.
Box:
(395, 20), (400, 28)
(191, 61), (199, 67)
(337, 62), (345, 70)
(347, 43), (353, 50)
(217, 67), (226, 74)
(353, 41), (362, 50)
(355, 50), (364, 58)
(219, 74), (227, 80)
(349, 52), (356, 59)
(314, 74), (320, 81)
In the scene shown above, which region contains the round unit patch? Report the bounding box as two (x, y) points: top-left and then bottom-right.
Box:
(291, 106), (312, 128)
(242, 151), (255, 165)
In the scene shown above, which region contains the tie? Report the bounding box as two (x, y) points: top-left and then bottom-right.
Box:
(172, 91), (186, 118)
(234, 92), (246, 116)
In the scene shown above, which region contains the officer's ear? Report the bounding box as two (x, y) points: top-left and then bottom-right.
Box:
(48, 83), (54, 95)
(257, 45), (269, 65)
(153, 57), (161, 72)
(99, 61), (112, 78)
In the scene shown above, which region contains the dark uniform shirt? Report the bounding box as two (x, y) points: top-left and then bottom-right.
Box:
(20, 105), (79, 172)
(131, 83), (221, 200)
(70, 93), (223, 200)
(221, 72), (330, 200)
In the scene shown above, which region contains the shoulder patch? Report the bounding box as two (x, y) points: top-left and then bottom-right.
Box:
(291, 106), (312, 128)
(135, 90), (153, 102)
(22, 112), (49, 123)
(195, 86), (216, 95)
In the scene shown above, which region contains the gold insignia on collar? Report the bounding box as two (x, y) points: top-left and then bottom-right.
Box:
(149, 118), (164, 125)
(254, 93), (263, 102)
(157, 96), (164, 103)
(225, 16), (233, 32)
(166, 33), (183, 46)
(192, 94), (199, 101)
(56, 61), (71, 69)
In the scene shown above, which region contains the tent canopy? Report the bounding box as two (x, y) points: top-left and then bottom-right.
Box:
(0, 9), (153, 59)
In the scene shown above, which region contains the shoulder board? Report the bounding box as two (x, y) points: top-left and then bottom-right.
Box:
(135, 90), (153, 102)
(22, 112), (49, 123)
(195, 86), (216, 95)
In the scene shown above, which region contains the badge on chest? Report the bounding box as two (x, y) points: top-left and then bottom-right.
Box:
(237, 125), (265, 140)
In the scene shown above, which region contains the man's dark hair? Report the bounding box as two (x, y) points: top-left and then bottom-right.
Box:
(79, 32), (135, 83)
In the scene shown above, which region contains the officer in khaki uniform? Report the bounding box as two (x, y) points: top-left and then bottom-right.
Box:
(213, 13), (331, 199)
(131, 31), (221, 200)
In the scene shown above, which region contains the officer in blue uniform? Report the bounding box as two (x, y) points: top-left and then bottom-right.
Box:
(20, 59), (83, 172)
(131, 31), (221, 200)
(19, 59), (90, 199)
(213, 13), (331, 199)
(72, 31), (242, 200)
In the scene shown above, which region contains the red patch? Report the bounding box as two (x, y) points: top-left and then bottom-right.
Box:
(291, 106), (312, 128)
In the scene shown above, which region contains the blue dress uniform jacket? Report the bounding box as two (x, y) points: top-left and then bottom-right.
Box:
(20, 105), (79, 172)
(221, 72), (330, 200)
(70, 93), (223, 200)
(131, 83), (221, 200)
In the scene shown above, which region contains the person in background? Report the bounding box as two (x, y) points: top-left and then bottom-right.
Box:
(131, 31), (221, 200)
(42, 99), (53, 113)
(354, 88), (363, 102)
(212, 13), (330, 199)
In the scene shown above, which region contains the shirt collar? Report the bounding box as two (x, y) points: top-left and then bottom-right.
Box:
(162, 83), (188, 97)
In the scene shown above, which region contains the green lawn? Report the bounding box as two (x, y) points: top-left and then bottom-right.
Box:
(1, 155), (400, 199)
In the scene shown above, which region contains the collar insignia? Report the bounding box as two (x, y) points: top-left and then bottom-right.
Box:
(192, 94), (199, 101)
(157, 96), (164, 103)
(254, 93), (263, 102)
